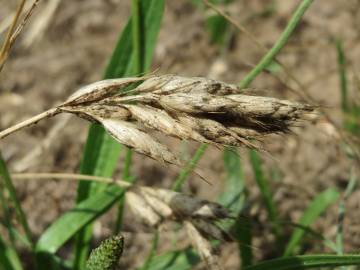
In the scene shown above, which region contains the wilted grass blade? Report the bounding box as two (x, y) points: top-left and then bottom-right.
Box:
(284, 188), (339, 256)
(244, 254), (360, 270)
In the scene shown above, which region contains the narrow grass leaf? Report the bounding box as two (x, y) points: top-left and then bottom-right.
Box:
(244, 254), (360, 270)
(284, 188), (340, 256)
(335, 39), (348, 112)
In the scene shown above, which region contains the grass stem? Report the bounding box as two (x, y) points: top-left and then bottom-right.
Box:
(0, 154), (33, 248)
(239, 0), (314, 88)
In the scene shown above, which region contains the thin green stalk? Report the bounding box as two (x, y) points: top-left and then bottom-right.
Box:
(172, 143), (208, 192)
(239, 0), (314, 88)
(0, 153), (33, 249)
(336, 39), (348, 112)
(131, 0), (142, 74)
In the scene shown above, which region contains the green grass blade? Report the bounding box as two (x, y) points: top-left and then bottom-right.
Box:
(0, 235), (23, 270)
(35, 185), (126, 266)
(239, 0), (314, 88)
(218, 148), (252, 267)
(0, 153), (33, 248)
(336, 39), (349, 112)
(284, 188), (340, 256)
(72, 1), (164, 268)
(244, 254), (360, 270)
(249, 150), (281, 239)
(144, 248), (200, 270)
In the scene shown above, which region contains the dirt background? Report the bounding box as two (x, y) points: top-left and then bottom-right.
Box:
(1, 0), (360, 269)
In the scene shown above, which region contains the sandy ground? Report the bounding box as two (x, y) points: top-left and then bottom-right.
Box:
(0, 0), (360, 269)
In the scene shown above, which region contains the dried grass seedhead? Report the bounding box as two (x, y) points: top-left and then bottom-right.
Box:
(61, 75), (315, 163)
(0, 74), (316, 168)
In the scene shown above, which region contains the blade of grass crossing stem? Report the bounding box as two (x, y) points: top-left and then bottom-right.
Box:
(283, 188), (340, 256)
(218, 148), (252, 267)
(0, 234), (23, 270)
(71, 1), (164, 269)
(239, 0), (314, 88)
(249, 150), (281, 240)
(0, 153), (33, 249)
(172, 143), (208, 191)
(336, 39), (349, 112)
(35, 186), (126, 267)
(244, 254), (360, 270)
